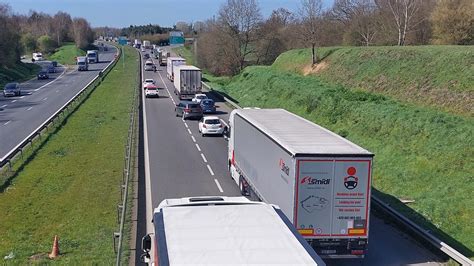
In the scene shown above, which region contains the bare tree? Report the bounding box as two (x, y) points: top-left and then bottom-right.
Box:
(299, 0), (323, 65)
(431, 0), (473, 45)
(376, 0), (422, 45)
(52, 11), (72, 46)
(218, 0), (262, 71)
(72, 17), (94, 49)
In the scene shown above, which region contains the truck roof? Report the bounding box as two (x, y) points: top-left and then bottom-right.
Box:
(167, 57), (185, 61)
(174, 65), (200, 71)
(234, 108), (373, 157)
(154, 197), (324, 265)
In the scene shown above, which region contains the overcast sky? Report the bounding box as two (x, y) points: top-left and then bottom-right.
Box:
(3, 0), (334, 28)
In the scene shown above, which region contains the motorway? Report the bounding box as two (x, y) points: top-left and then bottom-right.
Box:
(137, 47), (444, 265)
(0, 44), (117, 161)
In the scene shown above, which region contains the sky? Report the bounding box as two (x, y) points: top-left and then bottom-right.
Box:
(3, 0), (333, 28)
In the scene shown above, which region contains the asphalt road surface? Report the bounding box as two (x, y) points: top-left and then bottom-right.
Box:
(137, 47), (444, 265)
(0, 44), (117, 161)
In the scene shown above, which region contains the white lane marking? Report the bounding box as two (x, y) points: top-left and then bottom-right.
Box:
(191, 135), (196, 142)
(195, 143), (201, 151)
(187, 128), (192, 135)
(3, 121), (11, 126)
(34, 88), (40, 91)
(26, 107), (33, 111)
(141, 57), (154, 237)
(11, 100), (17, 103)
(20, 96), (25, 99)
(207, 164), (215, 176)
(220, 119), (229, 128)
(214, 179), (224, 193)
(201, 153), (208, 163)
(184, 123), (188, 128)
(42, 97), (47, 101)
(1, 104), (7, 108)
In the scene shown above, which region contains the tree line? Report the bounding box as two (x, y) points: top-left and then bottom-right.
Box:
(195, 0), (473, 76)
(0, 3), (94, 67)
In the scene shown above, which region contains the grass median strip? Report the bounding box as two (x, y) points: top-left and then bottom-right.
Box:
(0, 45), (138, 264)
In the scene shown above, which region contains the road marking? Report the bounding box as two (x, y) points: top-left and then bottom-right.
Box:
(20, 96), (25, 99)
(1, 104), (7, 108)
(195, 143), (201, 151)
(11, 100), (17, 103)
(3, 121), (11, 125)
(42, 97), (47, 101)
(26, 107), (33, 111)
(191, 135), (196, 142)
(201, 153), (208, 163)
(184, 123), (188, 128)
(31, 68), (67, 92)
(34, 88), (40, 91)
(187, 128), (192, 135)
(207, 164), (215, 176)
(214, 179), (224, 193)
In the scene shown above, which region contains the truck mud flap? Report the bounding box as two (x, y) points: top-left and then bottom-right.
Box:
(239, 175), (250, 196)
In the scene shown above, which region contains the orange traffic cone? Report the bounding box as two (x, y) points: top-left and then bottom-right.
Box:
(48, 235), (60, 259)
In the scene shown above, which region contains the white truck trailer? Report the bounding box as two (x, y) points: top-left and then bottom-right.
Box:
(173, 65), (202, 100)
(166, 57), (186, 81)
(140, 196), (326, 266)
(86, 50), (99, 63)
(228, 108), (374, 258)
(143, 40), (151, 49)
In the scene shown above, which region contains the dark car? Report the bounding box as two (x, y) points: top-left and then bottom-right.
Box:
(3, 82), (21, 97)
(200, 99), (216, 113)
(51, 61), (58, 67)
(175, 101), (203, 120)
(37, 71), (49, 80)
(47, 64), (56, 73)
(143, 53), (150, 59)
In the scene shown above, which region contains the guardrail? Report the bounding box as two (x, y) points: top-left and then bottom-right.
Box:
(201, 82), (473, 266)
(113, 47), (139, 265)
(0, 45), (120, 171)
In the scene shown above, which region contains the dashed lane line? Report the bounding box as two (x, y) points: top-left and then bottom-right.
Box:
(191, 135), (196, 142)
(195, 143), (201, 151)
(1, 104), (7, 108)
(201, 153), (208, 163)
(3, 121), (11, 126)
(207, 164), (215, 176)
(11, 100), (16, 103)
(187, 128), (192, 135)
(26, 107), (33, 111)
(184, 123), (188, 128)
(214, 179), (224, 193)
(42, 97), (48, 101)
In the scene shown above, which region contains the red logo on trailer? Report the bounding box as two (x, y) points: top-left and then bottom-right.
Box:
(344, 167), (358, 189)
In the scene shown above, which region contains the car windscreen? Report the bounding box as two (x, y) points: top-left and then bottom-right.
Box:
(205, 119), (220, 125)
(201, 100), (214, 106)
(78, 62), (85, 65)
(145, 62), (153, 66)
(187, 104), (200, 108)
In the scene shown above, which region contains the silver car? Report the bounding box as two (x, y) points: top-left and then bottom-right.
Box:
(3, 82), (21, 97)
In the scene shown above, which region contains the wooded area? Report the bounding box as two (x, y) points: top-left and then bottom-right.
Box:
(0, 4), (94, 67)
(195, 0), (473, 76)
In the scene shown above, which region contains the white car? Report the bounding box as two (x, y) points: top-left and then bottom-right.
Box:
(192, 93), (208, 104)
(145, 86), (159, 98)
(198, 116), (225, 136)
(143, 79), (155, 88)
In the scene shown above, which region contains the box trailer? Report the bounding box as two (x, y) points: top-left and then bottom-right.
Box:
(173, 65), (202, 100)
(86, 50), (99, 63)
(140, 196), (326, 266)
(143, 40), (151, 49)
(166, 57), (186, 81)
(228, 108), (374, 258)
(76, 56), (88, 71)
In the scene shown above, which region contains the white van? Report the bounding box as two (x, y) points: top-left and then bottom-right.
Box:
(32, 52), (43, 61)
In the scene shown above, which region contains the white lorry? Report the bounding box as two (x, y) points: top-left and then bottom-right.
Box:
(228, 108), (374, 258)
(86, 50), (99, 63)
(173, 65), (202, 100)
(140, 196), (326, 265)
(166, 57), (186, 81)
(76, 56), (88, 71)
(143, 40), (151, 49)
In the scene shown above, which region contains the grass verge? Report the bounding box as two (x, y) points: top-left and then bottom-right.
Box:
(210, 65), (473, 258)
(0, 62), (41, 89)
(49, 43), (86, 66)
(0, 45), (138, 264)
(172, 46), (195, 66)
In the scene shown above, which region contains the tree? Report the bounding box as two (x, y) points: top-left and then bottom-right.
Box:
(21, 33), (37, 52)
(299, 0), (323, 65)
(0, 4), (21, 66)
(52, 12), (72, 46)
(37, 35), (55, 53)
(431, 0), (473, 45)
(218, 0), (262, 71)
(375, 0), (422, 46)
(72, 17), (94, 49)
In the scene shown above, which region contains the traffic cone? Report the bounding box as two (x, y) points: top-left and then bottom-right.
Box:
(48, 235), (60, 259)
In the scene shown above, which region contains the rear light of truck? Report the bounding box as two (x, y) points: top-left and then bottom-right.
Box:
(184, 108), (191, 112)
(351, 250), (364, 255)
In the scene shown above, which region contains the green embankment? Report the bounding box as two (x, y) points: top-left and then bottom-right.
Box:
(208, 47), (473, 256)
(273, 46), (473, 116)
(0, 62), (41, 89)
(0, 46), (138, 263)
(49, 43), (86, 66)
